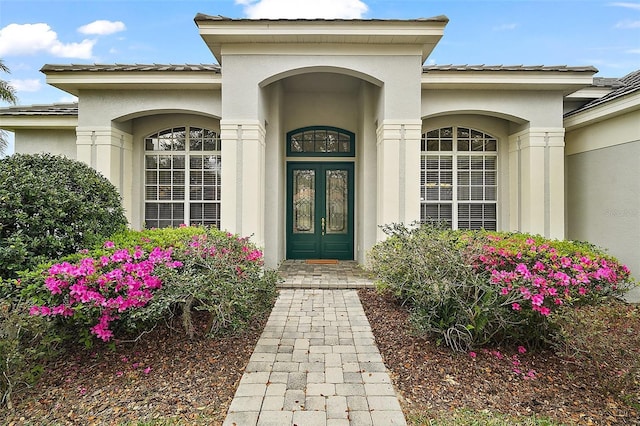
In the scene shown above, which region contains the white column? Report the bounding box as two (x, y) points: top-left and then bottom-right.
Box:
(220, 119), (266, 246)
(376, 120), (422, 241)
(75, 126), (133, 225)
(508, 127), (565, 239)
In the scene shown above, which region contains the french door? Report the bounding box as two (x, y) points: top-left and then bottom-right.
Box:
(286, 162), (354, 259)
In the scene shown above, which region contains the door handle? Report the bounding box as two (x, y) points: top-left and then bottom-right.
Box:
(321, 217), (325, 236)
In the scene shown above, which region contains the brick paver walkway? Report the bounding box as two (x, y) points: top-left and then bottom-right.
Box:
(277, 260), (375, 289)
(222, 288), (406, 425)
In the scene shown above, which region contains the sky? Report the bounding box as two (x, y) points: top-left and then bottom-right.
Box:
(0, 0), (639, 153)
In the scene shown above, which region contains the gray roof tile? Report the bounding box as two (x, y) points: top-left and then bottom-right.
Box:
(566, 69), (640, 116)
(0, 103), (78, 116)
(41, 64), (220, 73)
(194, 13), (449, 23)
(423, 64), (598, 73)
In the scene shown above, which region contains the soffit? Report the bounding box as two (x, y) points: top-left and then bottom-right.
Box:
(422, 65), (598, 94)
(194, 14), (448, 63)
(40, 64), (222, 96)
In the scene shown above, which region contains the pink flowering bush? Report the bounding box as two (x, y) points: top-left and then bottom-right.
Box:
(22, 226), (278, 345)
(368, 224), (635, 351)
(28, 244), (182, 344)
(467, 233), (631, 317)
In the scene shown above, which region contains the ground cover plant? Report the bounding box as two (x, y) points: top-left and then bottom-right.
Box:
(0, 153), (128, 279)
(0, 226), (279, 412)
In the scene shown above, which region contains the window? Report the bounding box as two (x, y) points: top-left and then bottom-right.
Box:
(421, 127), (497, 230)
(287, 126), (355, 157)
(144, 127), (221, 228)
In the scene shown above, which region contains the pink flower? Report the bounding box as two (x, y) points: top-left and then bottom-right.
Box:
(511, 303), (521, 311)
(143, 367), (152, 374)
(116, 371), (123, 377)
(531, 293), (544, 306)
(104, 241), (115, 249)
(517, 346), (527, 354)
(469, 351), (477, 358)
(29, 306), (41, 316)
(538, 307), (551, 316)
(500, 287), (509, 295)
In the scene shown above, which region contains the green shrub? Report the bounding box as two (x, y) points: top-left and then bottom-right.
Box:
(0, 279), (60, 409)
(368, 224), (524, 351)
(135, 228), (279, 338)
(0, 153), (127, 278)
(367, 224), (634, 351)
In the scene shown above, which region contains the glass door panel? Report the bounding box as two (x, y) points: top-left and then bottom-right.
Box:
(293, 169), (315, 233)
(326, 170), (347, 234)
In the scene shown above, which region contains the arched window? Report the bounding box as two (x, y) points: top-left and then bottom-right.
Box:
(144, 126), (221, 228)
(420, 127), (497, 230)
(287, 126), (355, 157)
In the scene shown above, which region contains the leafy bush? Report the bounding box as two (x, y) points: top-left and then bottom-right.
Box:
(0, 279), (59, 409)
(136, 229), (279, 338)
(23, 227), (279, 345)
(551, 300), (640, 402)
(367, 224), (634, 351)
(0, 153), (127, 278)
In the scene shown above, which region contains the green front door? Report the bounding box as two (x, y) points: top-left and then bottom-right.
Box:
(286, 162), (354, 260)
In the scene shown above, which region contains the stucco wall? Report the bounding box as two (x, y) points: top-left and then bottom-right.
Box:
(14, 129), (77, 159)
(566, 141), (640, 279)
(422, 89), (564, 128)
(565, 110), (640, 155)
(78, 89), (222, 126)
(221, 53), (421, 122)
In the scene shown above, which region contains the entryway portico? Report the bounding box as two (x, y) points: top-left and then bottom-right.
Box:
(196, 14), (448, 267)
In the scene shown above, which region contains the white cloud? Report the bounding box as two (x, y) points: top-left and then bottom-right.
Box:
(236, 0), (368, 19)
(628, 48), (640, 53)
(615, 19), (640, 28)
(610, 2), (640, 10)
(78, 20), (126, 35)
(9, 79), (41, 92)
(493, 23), (518, 31)
(0, 23), (95, 59)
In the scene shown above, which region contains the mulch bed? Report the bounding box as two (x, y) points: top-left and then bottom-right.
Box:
(2, 291), (639, 425)
(358, 288), (640, 425)
(1, 312), (266, 425)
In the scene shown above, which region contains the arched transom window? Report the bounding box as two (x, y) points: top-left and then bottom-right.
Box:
(420, 127), (497, 230)
(144, 126), (221, 228)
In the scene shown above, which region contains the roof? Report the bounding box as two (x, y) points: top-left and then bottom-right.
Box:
(41, 64), (221, 73)
(592, 77), (625, 89)
(194, 13), (450, 23)
(0, 103), (78, 116)
(566, 69), (640, 116)
(423, 64), (598, 73)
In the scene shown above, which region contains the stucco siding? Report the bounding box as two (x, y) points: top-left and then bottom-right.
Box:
(78, 89), (222, 126)
(566, 141), (640, 279)
(565, 110), (640, 155)
(14, 129), (77, 159)
(422, 89), (564, 128)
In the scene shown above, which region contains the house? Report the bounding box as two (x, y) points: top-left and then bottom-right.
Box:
(0, 14), (638, 280)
